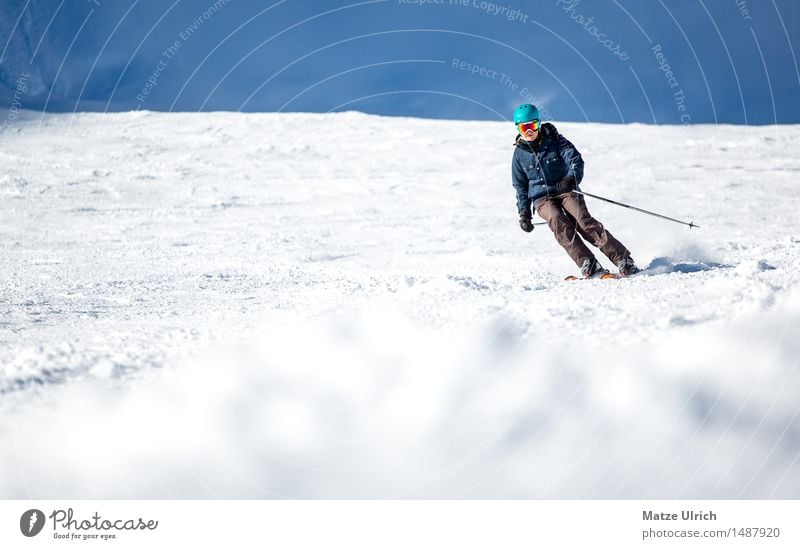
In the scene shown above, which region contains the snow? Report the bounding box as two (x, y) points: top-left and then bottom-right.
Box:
(1, 111), (799, 498)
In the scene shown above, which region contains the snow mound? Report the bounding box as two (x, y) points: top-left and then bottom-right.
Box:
(2, 296), (799, 499)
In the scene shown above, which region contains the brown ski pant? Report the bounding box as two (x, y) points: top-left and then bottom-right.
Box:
(535, 192), (631, 268)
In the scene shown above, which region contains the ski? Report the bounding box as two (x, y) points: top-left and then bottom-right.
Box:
(564, 273), (621, 281)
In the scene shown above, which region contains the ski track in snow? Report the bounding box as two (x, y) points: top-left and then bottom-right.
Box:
(1, 111), (799, 498)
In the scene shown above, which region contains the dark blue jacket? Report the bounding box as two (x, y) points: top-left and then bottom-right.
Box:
(511, 123), (584, 214)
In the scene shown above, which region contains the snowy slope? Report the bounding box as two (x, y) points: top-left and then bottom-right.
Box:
(1, 111), (799, 498)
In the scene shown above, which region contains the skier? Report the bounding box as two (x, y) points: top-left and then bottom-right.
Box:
(511, 103), (640, 278)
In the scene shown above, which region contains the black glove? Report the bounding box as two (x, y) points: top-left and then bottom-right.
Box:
(555, 175), (576, 195)
(519, 212), (534, 233)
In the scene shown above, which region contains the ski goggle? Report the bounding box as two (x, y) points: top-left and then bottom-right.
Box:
(517, 120), (541, 133)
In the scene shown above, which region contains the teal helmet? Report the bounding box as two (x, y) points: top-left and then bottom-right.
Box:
(513, 103), (540, 125)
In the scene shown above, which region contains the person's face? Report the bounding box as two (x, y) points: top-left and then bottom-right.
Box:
(517, 120), (540, 141)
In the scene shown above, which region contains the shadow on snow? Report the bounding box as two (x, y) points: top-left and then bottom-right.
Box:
(643, 256), (731, 276)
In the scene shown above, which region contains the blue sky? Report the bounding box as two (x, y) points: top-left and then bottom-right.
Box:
(1, 0), (799, 123)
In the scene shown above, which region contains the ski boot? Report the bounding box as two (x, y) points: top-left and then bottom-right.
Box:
(617, 257), (641, 276)
(580, 258), (611, 279)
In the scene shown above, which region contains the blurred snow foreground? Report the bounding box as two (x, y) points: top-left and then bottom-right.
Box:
(1, 111), (799, 498)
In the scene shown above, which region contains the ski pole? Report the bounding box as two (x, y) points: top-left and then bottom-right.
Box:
(572, 190), (699, 229)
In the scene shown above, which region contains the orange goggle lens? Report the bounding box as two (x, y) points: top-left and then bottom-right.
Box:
(517, 120), (541, 133)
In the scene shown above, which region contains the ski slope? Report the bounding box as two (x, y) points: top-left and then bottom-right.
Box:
(1, 111), (799, 498)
